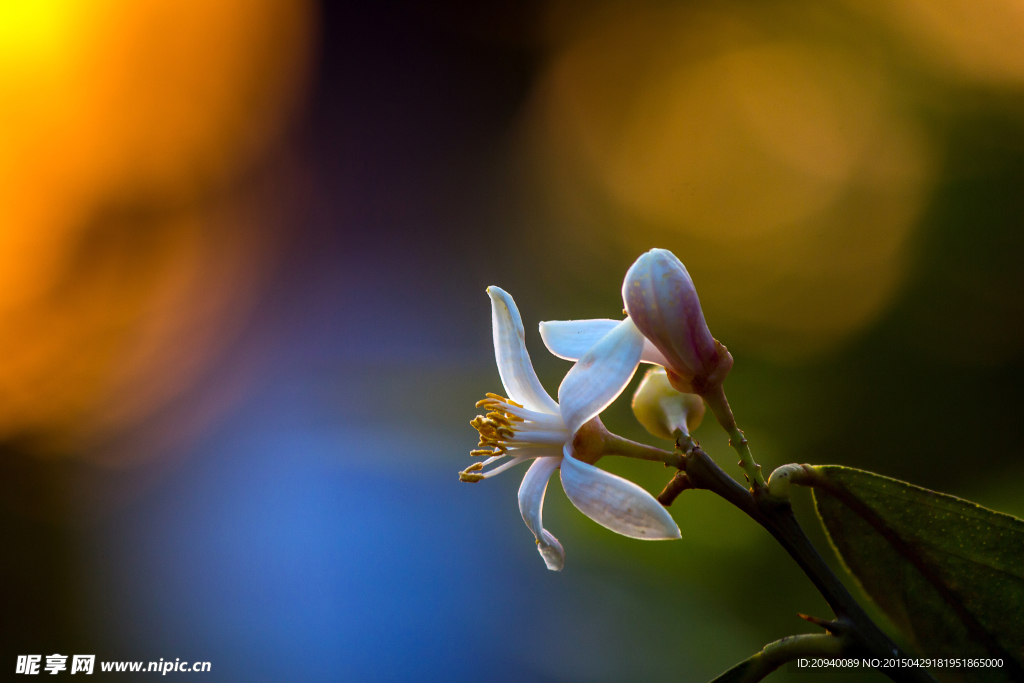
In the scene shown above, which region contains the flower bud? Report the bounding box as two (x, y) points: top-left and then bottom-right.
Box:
(622, 249), (732, 394)
(631, 367), (705, 441)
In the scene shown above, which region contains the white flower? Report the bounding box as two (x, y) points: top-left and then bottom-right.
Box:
(462, 286), (680, 571)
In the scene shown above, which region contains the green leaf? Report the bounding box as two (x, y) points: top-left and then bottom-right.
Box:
(811, 466), (1024, 683)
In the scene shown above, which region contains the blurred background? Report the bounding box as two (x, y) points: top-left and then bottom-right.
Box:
(2, 1), (1023, 681)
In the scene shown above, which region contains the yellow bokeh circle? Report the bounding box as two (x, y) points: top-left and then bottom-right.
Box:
(531, 4), (932, 358)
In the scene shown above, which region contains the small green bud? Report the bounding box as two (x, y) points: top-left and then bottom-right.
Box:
(631, 367), (705, 441)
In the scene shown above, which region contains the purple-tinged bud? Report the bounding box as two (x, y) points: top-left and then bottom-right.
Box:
(622, 249), (733, 395)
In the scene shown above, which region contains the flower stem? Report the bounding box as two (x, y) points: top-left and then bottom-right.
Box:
(600, 431), (685, 469)
(701, 384), (765, 490)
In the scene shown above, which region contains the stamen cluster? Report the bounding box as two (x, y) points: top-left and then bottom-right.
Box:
(469, 393), (523, 458)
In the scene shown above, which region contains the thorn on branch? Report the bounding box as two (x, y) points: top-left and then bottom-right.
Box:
(798, 613), (842, 634)
(657, 471), (693, 507)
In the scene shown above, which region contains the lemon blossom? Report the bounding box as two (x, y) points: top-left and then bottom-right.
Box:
(461, 286), (680, 571)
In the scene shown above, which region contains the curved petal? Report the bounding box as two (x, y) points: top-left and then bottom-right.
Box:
(487, 286), (560, 415)
(560, 445), (680, 540)
(539, 319), (618, 361)
(640, 341), (672, 367)
(540, 318), (670, 367)
(518, 456), (565, 571)
(557, 317), (645, 436)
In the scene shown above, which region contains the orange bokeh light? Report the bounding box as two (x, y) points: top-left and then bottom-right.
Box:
(852, 0), (1024, 85)
(0, 0), (315, 451)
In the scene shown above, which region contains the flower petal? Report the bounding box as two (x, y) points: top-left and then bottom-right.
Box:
(560, 445), (680, 540)
(541, 318), (670, 366)
(518, 456), (565, 571)
(487, 286), (560, 415)
(539, 319), (618, 360)
(640, 341), (672, 367)
(557, 317), (645, 436)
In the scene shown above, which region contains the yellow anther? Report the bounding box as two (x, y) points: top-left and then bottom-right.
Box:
(484, 393), (522, 408)
(472, 392), (530, 455)
(459, 471), (484, 483)
(464, 462), (484, 472)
